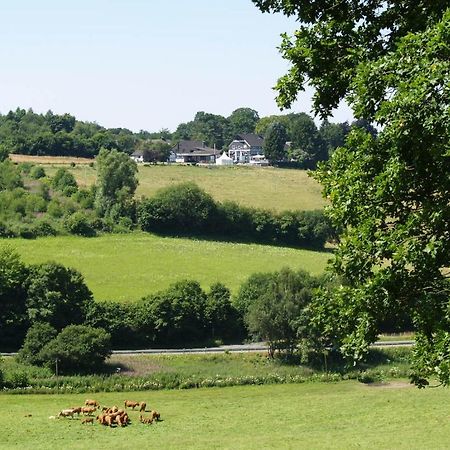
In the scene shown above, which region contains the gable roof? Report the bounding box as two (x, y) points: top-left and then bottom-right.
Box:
(172, 140), (206, 153)
(232, 133), (264, 147)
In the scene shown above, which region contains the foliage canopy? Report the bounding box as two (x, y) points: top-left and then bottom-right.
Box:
(253, 1), (450, 384)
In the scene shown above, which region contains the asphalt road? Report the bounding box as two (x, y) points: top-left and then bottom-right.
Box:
(1, 340), (414, 357)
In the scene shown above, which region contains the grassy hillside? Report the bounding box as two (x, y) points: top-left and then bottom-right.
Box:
(5, 233), (330, 301)
(2, 382), (449, 449)
(40, 162), (326, 212)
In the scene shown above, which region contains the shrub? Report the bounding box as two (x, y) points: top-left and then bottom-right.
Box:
(17, 322), (58, 366)
(47, 199), (65, 218)
(63, 211), (96, 236)
(29, 166), (46, 179)
(39, 325), (112, 374)
(32, 219), (58, 237)
(138, 182), (217, 233)
(71, 188), (95, 209)
(51, 168), (77, 193)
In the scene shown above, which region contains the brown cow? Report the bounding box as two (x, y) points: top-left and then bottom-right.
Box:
(81, 406), (96, 416)
(81, 417), (94, 425)
(85, 399), (100, 408)
(58, 409), (75, 419)
(139, 402), (146, 412)
(140, 414), (153, 425)
(149, 410), (161, 422)
(124, 400), (139, 410)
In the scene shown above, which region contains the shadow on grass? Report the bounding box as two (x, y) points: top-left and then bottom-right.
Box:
(144, 229), (333, 253)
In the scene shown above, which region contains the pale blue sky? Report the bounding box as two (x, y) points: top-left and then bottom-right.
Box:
(0, 0), (352, 131)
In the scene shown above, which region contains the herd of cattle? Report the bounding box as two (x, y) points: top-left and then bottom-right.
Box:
(55, 398), (161, 427)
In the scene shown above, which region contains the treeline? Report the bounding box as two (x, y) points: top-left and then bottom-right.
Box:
(0, 107), (375, 162)
(139, 183), (335, 248)
(1, 247), (411, 377)
(0, 245), (318, 359)
(0, 158), (335, 248)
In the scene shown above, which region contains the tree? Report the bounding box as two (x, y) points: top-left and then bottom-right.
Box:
(138, 139), (171, 163)
(26, 263), (92, 330)
(289, 113), (326, 168)
(205, 283), (240, 341)
(263, 122), (287, 163)
(228, 108), (260, 137)
(0, 247), (29, 350)
(38, 325), (112, 374)
(0, 160), (23, 191)
(0, 144), (9, 162)
(252, 0), (448, 115)
(139, 280), (208, 346)
(253, 1), (450, 384)
(245, 268), (318, 358)
(319, 120), (350, 158)
(94, 147), (138, 218)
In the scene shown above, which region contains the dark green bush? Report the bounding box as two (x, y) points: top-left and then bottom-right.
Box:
(29, 166), (46, 179)
(17, 322), (58, 366)
(51, 168), (78, 193)
(138, 182), (217, 233)
(63, 211), (96, 236)
(32, 219), (58, 237)
(39, 325), (112, 374)
(26, 262), (92, 330)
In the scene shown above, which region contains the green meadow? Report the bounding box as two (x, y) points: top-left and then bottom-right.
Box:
(2, 382), (449, 449)
(42, 163), (327, 212)
(4, 233), (330, 301)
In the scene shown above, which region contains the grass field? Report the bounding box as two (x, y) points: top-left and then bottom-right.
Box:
(2, 381), (449, 449)
(4, 233), (330, 301)
(39, 162), (326, 212)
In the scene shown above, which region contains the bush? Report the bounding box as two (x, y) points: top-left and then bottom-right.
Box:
(39, 325), (112, 374)
(31, 219), (58, 237)
(51, 168), (78, 193)
(138, 182), (217, 233)
(29, 166), (46, 179)
(63, 212), (96, 236)
(17, 322), (58, 366)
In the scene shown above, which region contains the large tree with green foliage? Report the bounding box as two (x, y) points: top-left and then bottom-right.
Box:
(95, 147), (138, 219)
(253, 1), (450, 384)
(263, 122), (287, 163)
(0, 247), (29, 350)
(245, 268), (319, 358)
(26, 263), (92, 330)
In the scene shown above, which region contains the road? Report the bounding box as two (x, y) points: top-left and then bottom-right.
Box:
(1, 340), (414, 358)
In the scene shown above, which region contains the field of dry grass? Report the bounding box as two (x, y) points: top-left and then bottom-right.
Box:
(9, 153), (94, 165)
(13, 154), (326, 212)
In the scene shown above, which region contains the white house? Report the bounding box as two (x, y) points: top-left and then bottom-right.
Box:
(228, 133), (265, 163)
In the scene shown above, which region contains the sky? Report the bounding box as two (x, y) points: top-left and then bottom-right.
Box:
(0, 0), (352, 132)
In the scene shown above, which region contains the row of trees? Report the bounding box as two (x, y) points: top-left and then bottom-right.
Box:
(0, 107), (364, 164)
(1, 242), (337, 374)
(138, 182), (335, 248)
